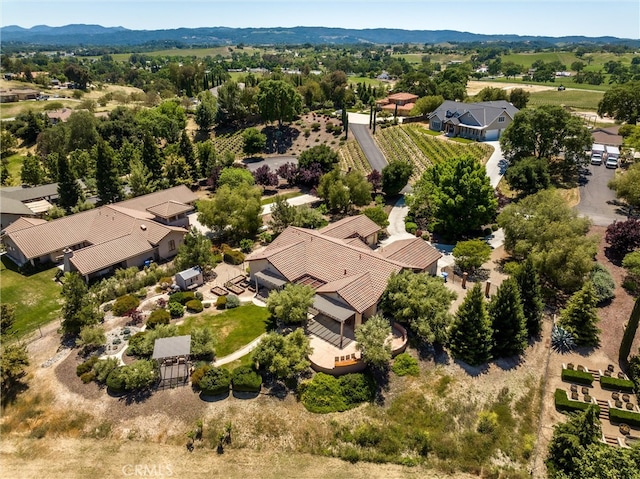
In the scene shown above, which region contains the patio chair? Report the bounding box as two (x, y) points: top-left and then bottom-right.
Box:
(335, 356), (340, 363)
(581, 387), (589, 395)
(604, 370), (612, 377)
(570, 384), (578, 392)
(607, 364), (615, 372)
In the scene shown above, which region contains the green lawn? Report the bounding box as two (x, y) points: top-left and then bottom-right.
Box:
(528, 89), (605, 111)
(261, 191), (302, 205)
(3, 153), (23, 186)
(177, 303), (269, 357)
(0, 255), (62, 337)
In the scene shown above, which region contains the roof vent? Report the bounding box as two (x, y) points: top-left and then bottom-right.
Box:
(344, 269), (347, 275)
(140, 224), (147, 231)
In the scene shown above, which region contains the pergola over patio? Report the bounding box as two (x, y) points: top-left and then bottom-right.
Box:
(152, 335), (191, 389)
(308, 294), (355, 349)
(254, 270), (287, 291)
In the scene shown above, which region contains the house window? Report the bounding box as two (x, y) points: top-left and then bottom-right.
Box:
(498, 116), (505, 123)
(431, 121), (440, 130)
(169, 240), (176, 251)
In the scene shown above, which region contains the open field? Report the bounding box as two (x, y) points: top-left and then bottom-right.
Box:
(101, 46), (264, 62)
(177, 304), (270, 357)
(528, 89), (605, 111)
(0, 255), (62, 337)
(483, 76), (612, 92)
(392, 53), (473, 65)
(501, 51), (639, 71)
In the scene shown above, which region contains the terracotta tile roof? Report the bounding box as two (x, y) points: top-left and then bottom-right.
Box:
(378, 238), (442, 271)
(146, 200), (193, 218)
(248, 226), (408, 313)
(319, 215), (381, 241)
(343, 237), (371, 250)
(69, 235), (155, 275)
(388, 92), (419, 102)
(2, 217), (47, 235)
(118, 185), (197, 212)
(4, 187), (192, 262)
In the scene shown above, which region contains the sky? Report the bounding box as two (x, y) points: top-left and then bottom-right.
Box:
(2, 0), (639, 39)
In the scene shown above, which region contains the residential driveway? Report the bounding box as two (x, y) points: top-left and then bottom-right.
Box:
(242, 155), (297, 172)
(261, 194), (319, 215)
(379, 196), (414, 247)
(349, 123), (388, 172)
(576, 163), (626, 226)
(484, 140), (508, 188)
(347, 112), (371, 125)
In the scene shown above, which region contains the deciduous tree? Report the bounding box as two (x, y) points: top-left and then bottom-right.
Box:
(504, 156), (550, 196)
(355, 314), (392, 370)
(598, 81), (640, 124)
(242, 127), (267, 157)
(609, 162), (640, 209)
(269, 195), (296, 234)
(257, 80), (302, 127)
(197, 184), (262, 240)
(174, 227), (218, 273)
(452, 239), (492, 273)
(252, 329), (312, 381)
(266, 283), (315, 325)
(606, 219), (640, 259)
(381, 160), (413, 197)
(380, 271), (456, 345)
(298, 144), (339, 173)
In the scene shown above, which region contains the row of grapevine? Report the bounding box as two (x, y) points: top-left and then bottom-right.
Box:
(212, 131), (245, 158)
(338, 140), (371, 174)
(375, 124), (494, 183)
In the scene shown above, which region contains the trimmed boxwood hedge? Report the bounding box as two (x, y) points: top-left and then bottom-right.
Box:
(609, 407), (640, 427)
(554, 389), (600, 414)
(198, 367), (231, 396)
(600, 375), (636, 393)
(231, 365), (262, 392)
(561, 368), (594, 385)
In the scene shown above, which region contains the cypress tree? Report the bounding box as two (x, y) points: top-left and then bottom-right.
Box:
(179, 130), (198, 180)
(57, 155), (84, 212)
(448, 283), (493, 366)
(558, 282), (600, 347)
(94, 140), (123, 205)
(141, 133), (164, 181)
(489, 278), (528, 358)
(515, 257), (544, 337)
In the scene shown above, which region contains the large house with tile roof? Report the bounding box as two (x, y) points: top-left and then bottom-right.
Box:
(428, 100), (519, 141)
(2, 186), (197, 281)
(246, 215), (441, 330)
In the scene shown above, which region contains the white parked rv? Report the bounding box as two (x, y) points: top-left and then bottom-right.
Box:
(591, 143), (605, 165)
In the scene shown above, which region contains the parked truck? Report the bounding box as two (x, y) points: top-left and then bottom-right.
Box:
(591, 143), (605, 165)
(605, 145), (620, 168)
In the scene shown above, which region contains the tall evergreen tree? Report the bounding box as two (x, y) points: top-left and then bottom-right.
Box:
(141, 133), (164, 181)
(128, 157), (154, 197)
(489, 278), (528, 358)
(558, 281), (600, 346)
(94, 139), (123, 205)
(515, 257), (544, 337)
(448, 283), (493, 366)
(179, 130), (198, 180)
(57, 155), (84, 212)
(61, 272), (100, 336)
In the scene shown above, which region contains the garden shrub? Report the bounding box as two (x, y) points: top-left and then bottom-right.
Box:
(225, 294), (240, 309)
(239, 239), (254, 253)
(405, 222), (418, 235)
(203, 302), (211, 309)
(93, 357), (119, 384)
(168, 302), (184, 318)
(231, 365), (262, 392)
(76, 356), (99, 376)
(194, 291), (204, 301)
(609, 408), (640, 427)
(191, 364), (212, 386)
(300, 372), (375, 413)
(102, 303), (113, 312)
(223, 249), (245, 265)
(146, 309), (171, 329)
(561, 368), (594, 385)
(127, 332), (147, 356)
(554, 389), (600, 413)
(186, 299), (204, 313)
(112, 295), (140, 316)
(106, 367), (126, 393)
(216, 295), (227, 309)
(80, 371), (96, 383)
(600, 376), (636, 392)
(590, 263), (616, 304)
(168, 291), (195, 305)
(198, 367), (231, 396)
(392, 353), (420, 377)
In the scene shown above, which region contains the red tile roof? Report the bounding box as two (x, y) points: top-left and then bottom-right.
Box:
(319, 215), (381, 241)
(378, 238), (442, 270)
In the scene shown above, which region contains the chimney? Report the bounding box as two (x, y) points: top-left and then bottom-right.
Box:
(63, 247), (73, 273)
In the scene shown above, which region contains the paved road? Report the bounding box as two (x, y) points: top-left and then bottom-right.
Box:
(261, 194), (319, 215)
(576, 163), (626, 226)
(349, 123), (388, 172)
(243, 155), (297, 172)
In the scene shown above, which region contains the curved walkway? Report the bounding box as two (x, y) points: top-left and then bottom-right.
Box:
(213, 333), (266, 367)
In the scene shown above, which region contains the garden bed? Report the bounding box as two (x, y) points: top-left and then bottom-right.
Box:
(561, 367), (594, 385)
(554, 389), (600, 413)
(600, 375), (636, 393)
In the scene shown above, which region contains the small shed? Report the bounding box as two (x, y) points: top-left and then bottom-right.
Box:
(175, 266), (204, 290)
(152, 335), (191, 388)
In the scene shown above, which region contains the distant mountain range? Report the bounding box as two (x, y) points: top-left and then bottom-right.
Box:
(1, 24), (637, 47)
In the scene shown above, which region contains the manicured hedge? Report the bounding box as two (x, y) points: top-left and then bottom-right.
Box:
(609, 407), (640, 427)
(112, 294), (140, 316)
(231, 365), (262, 392)
(554, 389), (600, 414)
(198, 367), (231, 396)
(185, 299), (203, 313)
(600, 375), (636, 393)
(561, 368), (594, 385)
(146, 309), (171, 329)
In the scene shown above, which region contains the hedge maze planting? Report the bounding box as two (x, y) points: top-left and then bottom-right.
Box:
(561, 367), (594, 385)
(554, 389), (600, 414)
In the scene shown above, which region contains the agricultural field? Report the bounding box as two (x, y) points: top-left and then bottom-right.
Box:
(392, 52), (473, 65)
(528, 88), (605, 111)
(211, 129), (246, 159)
(338, 139), (371, 174)
(501, 51), (639, 71)
(102, 46), (265, 62)
(374, 124), (493, 181)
